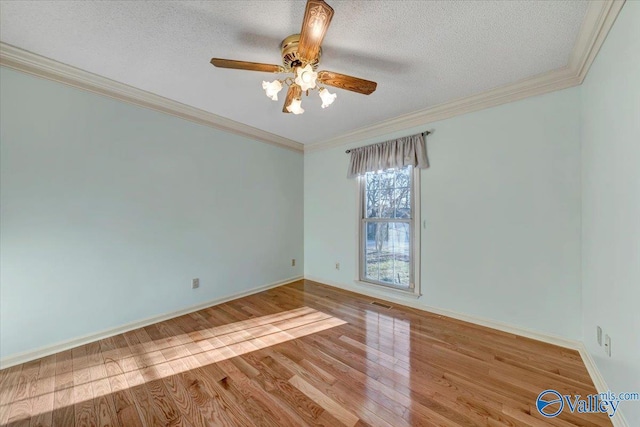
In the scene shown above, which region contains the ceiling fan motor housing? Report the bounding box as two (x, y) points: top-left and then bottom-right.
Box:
(281, 34), (321, 71)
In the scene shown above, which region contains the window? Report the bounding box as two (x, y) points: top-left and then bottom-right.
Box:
(359, 165), (420, 295)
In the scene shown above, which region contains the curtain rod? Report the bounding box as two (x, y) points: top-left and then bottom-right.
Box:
(345, 130), (432, 154)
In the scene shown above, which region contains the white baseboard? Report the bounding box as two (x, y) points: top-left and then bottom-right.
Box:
(305, 275), (581, 350)
(0, 276), (303, 369)
(577, 344), (630, 427)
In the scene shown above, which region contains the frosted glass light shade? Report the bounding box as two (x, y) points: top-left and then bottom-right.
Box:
(262, 80), (283, 101)
(286, 99), (304, 115)
(294, 65), (317, 91)
(319, 88), (336, 108)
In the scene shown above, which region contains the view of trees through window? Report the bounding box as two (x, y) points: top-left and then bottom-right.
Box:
(362, 166), (412, 288)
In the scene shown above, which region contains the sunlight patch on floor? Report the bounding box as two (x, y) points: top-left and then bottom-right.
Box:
(0, 306), (346, 422)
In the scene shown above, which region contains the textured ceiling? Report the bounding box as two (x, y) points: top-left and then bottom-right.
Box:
(0, 1), (588, 145)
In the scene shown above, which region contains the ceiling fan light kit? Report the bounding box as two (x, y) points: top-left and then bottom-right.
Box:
(294, 64), (318, 91)
(318, 88), (337, 108)
(286, 98), (305, 115)
(210, 0), (377, 115)
(262, 80), (284, 101)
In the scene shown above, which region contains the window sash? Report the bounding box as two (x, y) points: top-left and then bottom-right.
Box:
(358, 167), (419, 293)
(360, 220), (414, 290)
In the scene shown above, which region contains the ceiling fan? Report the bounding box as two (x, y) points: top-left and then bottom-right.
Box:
(210, 0), (377, 115)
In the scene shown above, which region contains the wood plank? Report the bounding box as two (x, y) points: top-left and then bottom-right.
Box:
(6, 359), (41, 424)
(29, 355), (56, 427)
(51, 351), (75, 427)
(289, 374), (360, 427)
(0, 365), (23, 425)
(0, 279), (611, 427)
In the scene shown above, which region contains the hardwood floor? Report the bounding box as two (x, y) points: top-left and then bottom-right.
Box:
(0, 280), (611, 426)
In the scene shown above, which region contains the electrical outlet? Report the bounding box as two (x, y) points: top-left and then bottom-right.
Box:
(291, 259), (296, 267)
(604, 334), (611, 357)
(335, 262), (340, 270)
(192, 278), (200, 289)
(597, 326), (602, 346)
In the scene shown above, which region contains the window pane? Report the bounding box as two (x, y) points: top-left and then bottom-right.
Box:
(393, 188), (411, 218)
(365, 166), (411, 219)
(364, 221), (411, 288)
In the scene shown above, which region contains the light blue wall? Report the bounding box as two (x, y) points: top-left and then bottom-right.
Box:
(581, 1), (640, 424)
(0, 67), (304, 359)
(2, 6), (638, 420)
(305, 86), (583, 340)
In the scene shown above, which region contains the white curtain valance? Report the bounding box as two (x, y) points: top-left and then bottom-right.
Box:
(347, 132), (429, 178)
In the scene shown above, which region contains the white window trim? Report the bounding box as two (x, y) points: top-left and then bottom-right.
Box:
(357, 167), (421, 297)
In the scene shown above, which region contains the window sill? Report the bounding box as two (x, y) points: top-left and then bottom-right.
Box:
(354, 280), (422, 299)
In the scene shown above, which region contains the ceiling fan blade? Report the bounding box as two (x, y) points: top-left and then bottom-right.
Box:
(317, 70), (377, 95)
(210, 58), (282, 73)
(298, 0), (334, 62)
(282, 84), (302, 113)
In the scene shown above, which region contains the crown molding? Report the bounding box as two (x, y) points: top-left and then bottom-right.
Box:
(304, 0), (625, 153)
(305, 66), (579, 153)
(570, 0), (626, 84)
(0, 0), (624, 155)
(0, 43), (304, 153)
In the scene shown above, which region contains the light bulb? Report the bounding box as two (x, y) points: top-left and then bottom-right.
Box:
(318, 88), (336, 108)
(286, 99), (304, 115)
(294, 65), (317, 91)
(262, 80), (283, 101)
